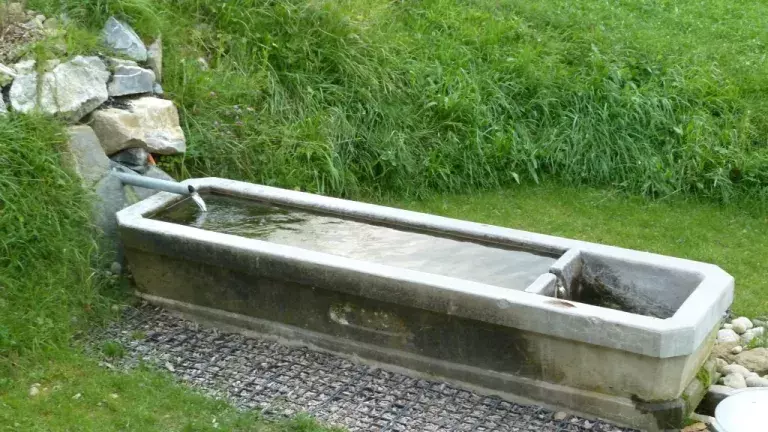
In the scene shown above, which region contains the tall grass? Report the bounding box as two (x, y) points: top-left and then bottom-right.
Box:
(30, 0), (768, 200)
(0, 115), (110, 363)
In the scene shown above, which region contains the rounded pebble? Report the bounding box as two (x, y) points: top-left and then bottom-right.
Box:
(732, 346), (744, 354)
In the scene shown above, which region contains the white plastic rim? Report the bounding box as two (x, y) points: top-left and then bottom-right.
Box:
(713, 387), (768, 432)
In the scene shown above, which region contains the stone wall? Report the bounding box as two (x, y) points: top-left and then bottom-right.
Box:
(0, 5), (187, 261)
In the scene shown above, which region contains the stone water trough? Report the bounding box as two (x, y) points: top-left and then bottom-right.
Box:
(117, 178), (734, 431)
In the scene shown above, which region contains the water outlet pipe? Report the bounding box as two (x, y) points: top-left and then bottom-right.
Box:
(112, 170), (208, 212)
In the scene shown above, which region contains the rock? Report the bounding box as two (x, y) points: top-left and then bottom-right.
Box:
(723, 323), (733, 330)
(103, 17), (147, 61)
(722, 373), (747, 389)
(699, 385), (734, 415)
(715, 358), (728, 373)
(107, 65), (155, 96)
(13, 59), (35, 75)
(732, 346), (744, 355)
(732, 317), (753, 334)
(147, 37), (162, 82)
(712, 341), (740, 363)
(743, 327), (765, 345)
(0, 63), (16, 86)
(0, 98), (6, 115)
(196, 57), (209, 70)
(90, 97), (186, 155)
(734, 348), (768, 375)
(553, 412), (567, 421)
(153, 83), (164, 95)
(110, 261), (122, 275)
(746, 376), (768, 387)
(62, 126), (110, 187)
(29, 383), (41, 397)
(72, 393), (82, 400)
(718, 329), (741, 343)
(107, 57), (138, 68)
(10, 56), (109, 121)
(93, 169), (132, 257)
(721, 364), (753, 378)
(110, 147), (149, 174)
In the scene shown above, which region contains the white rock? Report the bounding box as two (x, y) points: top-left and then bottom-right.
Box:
(10, 56), (109, 121)
(13, 59), (35, 75)
(103, 17), (147, 61)
(0, 63), (16, 86)
(718, 329), (741, 343)
(62, 125), (110, 187)
(90, 96), (186, 155)
(746, 376), (768, 387)
(108, 65), (155, 96)
(553, 412), (567, 421)
(0, 98), (6, 115)
(715, 358), (729, 374)
(722, 364), (753, 378)
(196, 57), (209, 70)
(29, 383), (40, 397)
(723, 373), (747, 389)
(723, 323), (733, 330)
(107, 57), (138, 68)
(732, 317), (753, 334)
(743, 327), (765, 344)
(732, 346), (744, 355)
(153, 83), (164, 95)
(147, 37), (162, 82)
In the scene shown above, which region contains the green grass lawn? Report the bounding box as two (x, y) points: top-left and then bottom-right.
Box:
(391, 184), (768, 316)
(0, 353), (335, 432)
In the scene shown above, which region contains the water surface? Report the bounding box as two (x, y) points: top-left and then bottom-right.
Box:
(153, 194), (557, 291)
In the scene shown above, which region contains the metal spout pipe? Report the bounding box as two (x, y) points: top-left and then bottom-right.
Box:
(113, 171), (207, 212)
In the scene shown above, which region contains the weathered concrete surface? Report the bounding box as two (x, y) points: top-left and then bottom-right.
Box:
(116, 178), (734, 431)
(99, 305), (639, 432)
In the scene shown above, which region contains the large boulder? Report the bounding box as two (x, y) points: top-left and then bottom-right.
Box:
(9, 56), (109, 121)
(107, 64), (155, 96)
(62, 125), (110, 187)
(110, 147), (149, 173)
(103, 17), (147, 61)
(90, 97), (186, 155)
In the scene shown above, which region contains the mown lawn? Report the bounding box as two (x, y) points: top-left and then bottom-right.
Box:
(392, 184), (768, 316)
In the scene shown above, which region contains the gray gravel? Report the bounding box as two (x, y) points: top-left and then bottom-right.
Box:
(98, 305), (636, 432)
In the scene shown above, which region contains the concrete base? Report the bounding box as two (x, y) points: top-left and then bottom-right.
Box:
(139, 293), (711, 431)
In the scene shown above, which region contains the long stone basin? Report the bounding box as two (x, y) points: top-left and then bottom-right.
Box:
(117, 178), (733, 431)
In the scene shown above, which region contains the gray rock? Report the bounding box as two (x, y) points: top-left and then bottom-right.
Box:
(110, 147), (149, 173)
(715, 358), (729, 374)
(147, 37), (162, 82)
(93, 172), (129, 255)
(732, 317), (753, 334)
(110, 261), (122, 275)
(153, 83), (164, 95)
(0, 63), (16, 87)
(722, 373), (747, 389)
(10, 56), (109, 121)
(746, 376), (768, 387)
(108, 65), (155, 96)
(62, 125), (110, 187)
(732, 345), (744, 355)
(103, 17), (147, 61)
(90, 96), (185, 155)
(0, 98), (6, 115)
(722, 364), (753, 378)
(718, 328), (741, 344)
(735, 348), (768, 375)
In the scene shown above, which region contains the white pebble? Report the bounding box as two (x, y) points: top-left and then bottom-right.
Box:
(553, 411), (567, 421)
(722, 364), (753, 378)
(732, 346), (744, 354)
(732, 317), (754, 334)
(718, 329), (741, 343)
(723, 323), (733, 329)
(28, 385), (40, 397)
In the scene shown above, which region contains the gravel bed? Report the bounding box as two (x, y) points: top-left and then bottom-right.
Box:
(98, 305), (637, 432)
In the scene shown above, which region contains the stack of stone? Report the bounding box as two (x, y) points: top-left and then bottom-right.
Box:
(0, 9), (188, 257)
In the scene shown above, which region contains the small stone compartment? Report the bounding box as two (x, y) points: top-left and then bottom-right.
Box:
(117, 178), (734, 431)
